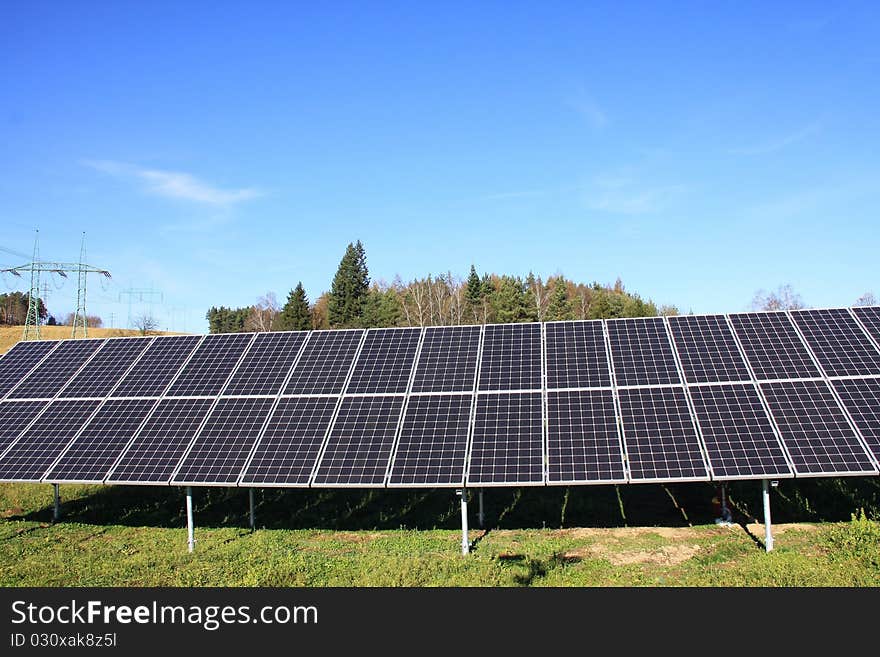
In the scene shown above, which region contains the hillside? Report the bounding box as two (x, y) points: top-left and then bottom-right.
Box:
(0, 325), (185, 355)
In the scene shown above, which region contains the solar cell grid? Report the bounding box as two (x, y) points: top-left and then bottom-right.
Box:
(0, 401), (48, 453)
(832, 378), (880, 463)
(111, 335), (202, 397)
(789, 308), (880, 377)
(166, 333), (254, 397)
(283, 330), (363, 395)
(410, 326), (480, 393)
(852, 306), (880, 346)
(172, 397), (275, 485)
(478, 323), (542, 391)
(467, 392), (544, 485)
(222, 331), (307, 396)
(760, 380), (876, 476)
(7, 339), (105, 399)
(617, 387), (708, 481)
(607, 318), (681, 387)
(59, 338), (152, 398)
(688, 384), (791, 479)
(0, 341), (58, 398)
(107, 398), (215, 484)
(547, 389), (624, 483)
(46, 399), (158, 482)
(0, 399), (101, 481)
(312, 395), (405, 486)
(345, 328), (421, 394)
(388, 394), (472, 486)
(545, 321), (611, 390)
(667, 315), (751, 384)
(728, 312), (821, 381)
(240, 396), (338, 486)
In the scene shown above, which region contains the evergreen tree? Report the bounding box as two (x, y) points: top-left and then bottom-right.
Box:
(275, 282), (312, 331)
(328, 240), (370, 328)
(465, 265), (482, 306)
(546, 278), (573, 321)
(361, 287), (403, 328)
(491, 275), (531, 323)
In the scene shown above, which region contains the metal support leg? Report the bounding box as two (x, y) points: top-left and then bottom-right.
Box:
(458, 489), (469, 555)
(720, 483), (731, 522)
(249, 488), (255, 531)
(186, 487), (195, 553)
(762, 480), (773, 552)
(53, 484), (60, 522)
(478, 489), (485, 528)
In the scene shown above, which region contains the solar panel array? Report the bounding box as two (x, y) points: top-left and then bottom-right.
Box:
(0, 306), (878, 489)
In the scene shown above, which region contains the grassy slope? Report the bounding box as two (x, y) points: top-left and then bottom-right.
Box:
(0, 326), (181, 354)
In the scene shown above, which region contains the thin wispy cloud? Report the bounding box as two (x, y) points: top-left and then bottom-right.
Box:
(82, 159), (261, 205)
(584, 172), (686, 215)
(728, 121), (822, 155)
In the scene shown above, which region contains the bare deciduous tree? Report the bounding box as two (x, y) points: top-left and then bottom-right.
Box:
(750, 284), (805, 311)
(856, 292), (877, 307)
(133, 314), (159, 335)
(245, 292), (280, 332)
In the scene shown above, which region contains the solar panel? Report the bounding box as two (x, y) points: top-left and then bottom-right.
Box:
(688, 384), (792, 479)
(111, 335), (202, 397)
(478, 323), (542, 391)
(166, 333), (254, 397)
(410, 326), (480, 393)
(221, 331), (307, 396)
(45, 399), (158, 482)
(0, 341), (58, 398)
(0, 401), (48, 453)
(667, 315), (751, 383)
(852, 306), (880, 345)
(312, 395), (405, 486)
(545, 321), (611, 390)
(7, 339), (105, 399)
(789, 308), (880, 377)
(58, 338), (152, 398)
(759, 380), (876, 476)
(607, 318), (681, 387)
(239, 396), (337, 486)
(283, 329), (363, 395)
(172, 397), (276, 485)
(547, 389), (624, 483)
(728, 312), (821, 381)
(832, 378), (880, 463)
(387, 394), (472, 486)
(467, 392), (544, 485)
(106, 398), (215, 484)
(617, 387), (708, 481)
(345, 328), (421, 394)
(0, 399), (101, 481)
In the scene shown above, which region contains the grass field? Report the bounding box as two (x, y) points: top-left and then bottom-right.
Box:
(0, 325), (180, 354)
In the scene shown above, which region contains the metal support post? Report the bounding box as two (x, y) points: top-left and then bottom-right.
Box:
(720, 483), (731, 522)
(53, 484), (60, 521)
(186, 487), (195, 553)
(249, 489), (255, 531)
(762, 480), (773, 552)
(458, 489), (469, 555)
(478, 489), (485, 528)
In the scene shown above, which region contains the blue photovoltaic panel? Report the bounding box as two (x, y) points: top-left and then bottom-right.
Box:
(667, 315), (751, 384)
(222, 331), (307, 396)
(545, 321), (611, 390)
(547, 390), (624, 483)
(478, 323), (542, 391)
(467, 392), (544, 485)
(0, 401), (48, 453)
(59, 338), (152, 398)
(617, 387), (708, 481)
(760, 380), (876, 476)
(852, 306), (880, 345)
(0, 341), (58, 398)
(410, 326), (480, 393)
(107, 398), (215, 484)
(728, 312), (821, 381)
(172, 397), (276, 485)
(388, 394), (472, 486)
(688, 384), (792, 479)
(0, 399), (101, 481)
(312, 395), (405, 486)
(789, 308), (880, 377)
(7, 340), (104, 399)
(166, 333), (254, 397)
(111, 335), (202, 397)
(283, 330), (363, 395)
(240, 396), (337, 486)
(45, 399), (158, 482)
(345, 328), (421, 395)
(832, 378), (880, 463)
(607, 318), (681, 387)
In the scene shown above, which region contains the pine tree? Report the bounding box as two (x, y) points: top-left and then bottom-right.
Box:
(546, 278), (573, 321)
(465, 265), (482, 306)
(491, 275), (531, 324)
(275, 282), (312, 331)
(328, 240), (370, 328)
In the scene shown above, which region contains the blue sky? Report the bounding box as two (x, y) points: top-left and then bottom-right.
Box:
(1, 2), (878, 332)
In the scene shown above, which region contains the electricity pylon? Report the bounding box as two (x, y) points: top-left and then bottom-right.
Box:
(72, 233), (89, 338)
(119, 285), (163, 329)
(22, 232), (41, 340)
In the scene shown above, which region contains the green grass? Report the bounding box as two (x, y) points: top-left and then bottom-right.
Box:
(1, 481), (879, 586)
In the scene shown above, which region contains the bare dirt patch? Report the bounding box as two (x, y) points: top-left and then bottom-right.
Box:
(565, 543), (702, 566)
